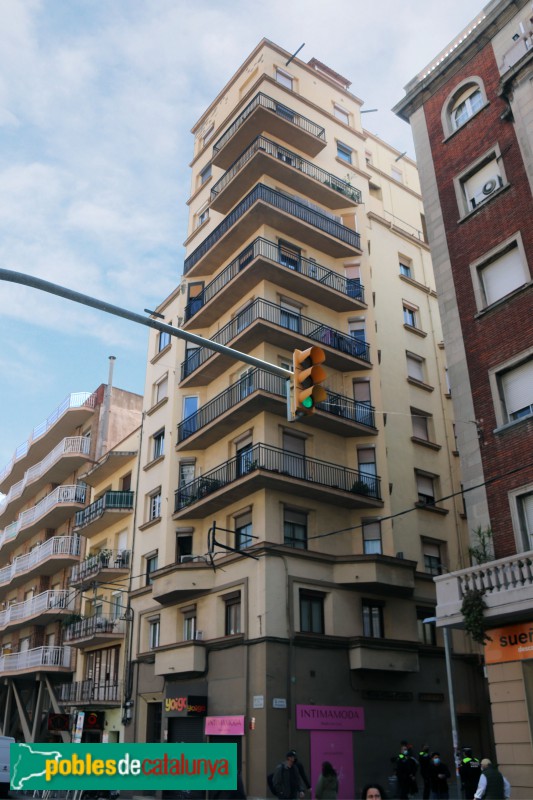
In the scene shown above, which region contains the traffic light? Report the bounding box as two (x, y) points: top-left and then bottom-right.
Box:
(291, 346), (327, 417)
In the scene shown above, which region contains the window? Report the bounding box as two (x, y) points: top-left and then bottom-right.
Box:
(416, 472), (436, 507)
(236, 441), (254, 478)
(358, 448), (377, 493)
(158, 329), (171, 352)
(235, 511), (252, 550)
(280, 298), (301, 333)
(148, 490), (161, 521)
(283, 432), (306, 479)
(184, 344), (201, 377)
(497, 358), (533, 423)
(224, 593), (241, 635)
(176, 532), (193, 562)
(399, 258), (412, 278)
(451, 85), (483, 129)
(406, 352), (426, 384)
(417, 608), (436, 645)
(148, 618), (160, 650)
(411, 408), (430, 442)
(182, 396), (199, 438)
(362, 600), (383, 638)
(363, 520), (382, 555)
(152, 429), (165, 460)
(179, 461), (195, 488)
(196, 204), (209, 228)
(145, 553), (158, 586)
(517, 491), (533, 550)
(349, 319), (367, 358)
(403, 302), (419, 329)
(353, 381), (373, 427)
(284, 508), (307, 549)
(202, 124), (214, 147)
(275, 68), (293, 90)
(473, 238), (529, 309)
(299, 591), (325, 634)
(461, 155), (503, 212)
(423, 542), (442, 576)
(199, 164), (212, 185)
(391, 166), (403, 183)
(337, 142), (352, 164)
(182, 607), (197, 641)
(279, 241), (301, 271)
(154, 375), (168, 404)
(111, 592), (123, 621)
(333, 104), (350, 125)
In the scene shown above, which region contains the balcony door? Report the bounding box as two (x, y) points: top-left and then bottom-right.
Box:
(280, 299), (301, 333)
(279, 241), (301, 271)
(239, 368), (255, 401)
(182, 396), (199, 436)
(283, 432), (306, 479)
(237, 442), (254, 478)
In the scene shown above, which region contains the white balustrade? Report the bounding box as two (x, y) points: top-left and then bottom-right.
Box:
(0, 645), (72, 671)
(0, 589), (74, 630)
(0, 536), (82, 587)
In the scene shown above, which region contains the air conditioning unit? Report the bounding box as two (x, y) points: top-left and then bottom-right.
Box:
(195, 630), (204, 640)
(180, 554), (197, 564)
(470, 175), (503, 209)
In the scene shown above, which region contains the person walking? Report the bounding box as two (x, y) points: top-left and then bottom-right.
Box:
(315, 761), (339, 799)
(459, 747), (482, 799)
(290, 750), (311, 794)
(428, 752), (451, 800)
(473, 758), (511, 799)
(419, 744), (432, 800)
(395, 744), (418, 799)
(272, 751), (306, 799)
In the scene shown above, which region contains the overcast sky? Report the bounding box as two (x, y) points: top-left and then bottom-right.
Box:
(0, 0), (487, 468)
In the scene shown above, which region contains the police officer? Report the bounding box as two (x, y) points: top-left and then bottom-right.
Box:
(395, 744), (418, 799)
(459, 747), (481, 799)
(419, 744), (432, 800)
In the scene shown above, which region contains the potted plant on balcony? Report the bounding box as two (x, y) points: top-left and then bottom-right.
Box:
(351, 479), (370, 495)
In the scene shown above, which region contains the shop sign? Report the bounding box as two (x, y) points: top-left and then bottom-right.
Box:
(484, 622), (533, 664)
(205, 715), (245, 736)
(296, 704), (365, 731)
(164, 693), (207, 717)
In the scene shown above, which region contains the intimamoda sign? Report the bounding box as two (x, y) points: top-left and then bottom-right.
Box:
(296, 704), (365, 731)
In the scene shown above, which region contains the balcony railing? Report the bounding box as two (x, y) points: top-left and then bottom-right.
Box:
(0, 589), (73, 630)
(211, 135), (362, 205)
(184, 236), (364, 322)
(0, 485), (87, 552)
(183, 183), (360, 275)
(0, 392), (96, 485)
(63, 614), (125, 642)
(70, 548), (131, 584)
(181, 298), (370, 381)
(177, 368), (376, 443)
(212, 92), (326, 157)
(0, 536), (82, 587)
(74, 491), (134, 529)
(174, 442), (381, 512)
(58, 678), (122, 704)
(0, 645), (72, 672)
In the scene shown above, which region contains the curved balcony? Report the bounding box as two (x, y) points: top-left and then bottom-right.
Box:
(0, 437), (91, 525)
(174, 442), (382, 519)
(0, 535), (83, 592)
(184, 184), (361, 277)
(63, 614), (125, 648)
(0, 589), (74, 633)
(70, 548), (131, 590)
(184, 237), (365, 329)
(73, 490), (134, 537)
(211, 136), (361, 214)
(0, 393), (96, 493)
(212, 91), (326, 169)
(0, 485), (87, 560)
(177, 369), (377, 451)
(58, 678), (122, 706)
(0, 645), (73, 675)
(180, 298), (371, 387)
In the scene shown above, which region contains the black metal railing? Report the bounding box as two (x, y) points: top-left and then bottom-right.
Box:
(74, 491), (134, 528)
(181, 298), (370, 381)
(58, 679), (121, 704)
(177, 368), (376, 442)
(70, 549), (131, 583)
(212, 92), (326, 157)
(184, 236), (364, 321)
(211, 135), (362, 204)
(174, 442), (381, 511)
(63, 614), (124, 642)
(183, 183), (360, 274)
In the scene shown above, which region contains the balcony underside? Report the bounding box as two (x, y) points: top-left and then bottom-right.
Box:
(70, 564), (130, 591)
(183, 255), (364, 331)
(73, 507), (133, 538)
(180, 320), (371, 388)
(1, 662), (74, 676)
(0, 552), (82, 593)
(185, 200), (361, 279)
(349, 639), (420, 672)
(1, 500), (86, 560)
(80, 451), (136, 486)
(174, 470), (383, 520)
(334, 557), (417, 597)
(176, 391), (377, 452)
(211, 151), (357, 214)
(65, 630), (125, 649)
(152, 564), (215, 605)
(212, 105), (326, 170)
(0, 605), (72, 635)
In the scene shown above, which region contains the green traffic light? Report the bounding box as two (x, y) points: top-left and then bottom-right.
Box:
(302, 397), (313, 408)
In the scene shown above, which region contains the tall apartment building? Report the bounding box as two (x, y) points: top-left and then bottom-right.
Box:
(394, 0), (533, 793)
(0, 370), (142, 743)
(129, 40), (485, 797)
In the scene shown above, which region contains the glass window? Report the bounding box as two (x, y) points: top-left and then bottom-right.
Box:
(477, 243), (528, 308)
(358, 448), (377, 493)
(362, 601), (383, 638)
(391, 166), (403, 183)
(403, 303), (419, 328)
(146, 553), (158, 586)
(417, 609), (436, 645)
(498, 359), (533, 422)
(452, 86), (483, 129)
(423, 542), (441, 575)
(225, 595), (241, 635)
(176, 533), (193, 562)
(149, 491), (161, 521)
(183, 609), (197, 641)
(155, 375), (168, 404)
(300, 591), (324, 633)
(152, 429), (165, 460)
(158, 329), (171, 352)
(333, 105), (350, 125)
(196, 205), (209, 227)
(411, 409), (430, 441)
(337, 142), (352, 164)
(202, 124), (214, 147)
(399, 260), (412, 278)
(416, 472), (436, 506)
(148, 618), (160, 650)
(363, 520), (382, 555)
(235, 512), (253, 550)
(406, 353), (425, 383)
(284, 508), (307, 549)
(199, 164), (212, 185)
(275, 68), (293, 90)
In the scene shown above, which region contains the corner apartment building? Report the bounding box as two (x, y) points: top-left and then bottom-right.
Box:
(129, 40), (483, 797)
(0, 374), (142, 743)
(395, 0), (533, 794)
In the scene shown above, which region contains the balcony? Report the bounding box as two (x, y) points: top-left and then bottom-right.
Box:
(174, 442), (382, 519)
(63, 614), (125, 647)
(151, 558), (215, 604)
(0, 436), (91, 525)
(0, 485), (87, 559)
(211, 92), (326, 169)
(155, 641), (206, 676)
(0, 392), (96, 493)
(58, 678), (122, 706)
(184, 237), (365, 329)
(70, 548), (131, 590)
(435, 551), (533, 628)
(334, 554), (417, 597)
(0, 645), (73, 675)
(183, 184), (361, 277)
(349, 638), (420, 672)
(0, 535), (83, 592)
(0, 589), (74, 633)
(177, 369), (377, 451)
(74, 490), (134, 537)
(180, 298), (371, 387)
(211, 136), (361, 214)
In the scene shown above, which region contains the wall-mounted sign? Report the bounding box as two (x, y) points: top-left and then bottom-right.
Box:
(253, 695), (264, 709)
(164, 693), (207, 717)
(272, 698), (287, 709)
(205, 716), (245, 736)
(296, 704), (365, 731)
(485, 622), (533, 664)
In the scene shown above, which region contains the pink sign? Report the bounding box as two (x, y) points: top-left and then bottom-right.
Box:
(296, 704), (365, 731)
(205, 715), (245, 735)
(311, 730), (354, 800)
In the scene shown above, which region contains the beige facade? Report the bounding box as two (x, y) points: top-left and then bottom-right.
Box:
(129, 40), (482, 797)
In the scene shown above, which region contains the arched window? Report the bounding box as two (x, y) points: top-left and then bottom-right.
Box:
(442, 78), (487, 137)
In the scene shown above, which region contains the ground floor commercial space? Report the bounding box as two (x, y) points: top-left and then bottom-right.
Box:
(126, 636), (491, 798)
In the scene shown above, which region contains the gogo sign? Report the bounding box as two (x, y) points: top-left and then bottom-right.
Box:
(164, 694), (207, 717)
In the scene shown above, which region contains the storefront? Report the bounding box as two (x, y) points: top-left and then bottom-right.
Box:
(205, 715), (245, 772)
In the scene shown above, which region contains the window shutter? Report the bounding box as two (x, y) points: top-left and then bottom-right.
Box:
(481, 247), (526, 306)
(502, 360), (533, 418)
(412, 413), (429, 440)
(407, 355), (424, 381)
(417, 474), (434, 497)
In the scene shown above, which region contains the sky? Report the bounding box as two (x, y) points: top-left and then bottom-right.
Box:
(0, 0), (488, 469)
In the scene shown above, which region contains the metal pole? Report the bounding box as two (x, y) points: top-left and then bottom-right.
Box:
(443, 626), (461, 799)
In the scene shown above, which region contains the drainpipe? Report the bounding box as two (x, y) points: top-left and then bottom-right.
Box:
(96, 356), (116, 459)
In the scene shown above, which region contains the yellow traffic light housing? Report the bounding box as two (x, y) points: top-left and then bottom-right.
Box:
(291, 346), (327, 418)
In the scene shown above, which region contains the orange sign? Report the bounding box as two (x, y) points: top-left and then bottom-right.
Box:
(484, 621), (533, 664)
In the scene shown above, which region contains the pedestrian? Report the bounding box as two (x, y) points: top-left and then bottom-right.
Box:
(395, 743), (418, 799)
(315, 761), (338, 799)
(361, 783), (388, 799)
(459, 747), (481, 799)
(419, 744), (432, 800)
(290, 749), (311, 793)
(428, 752), (451, 800)
(272, 751), (306, 799)
(473, 758), (511, 799)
